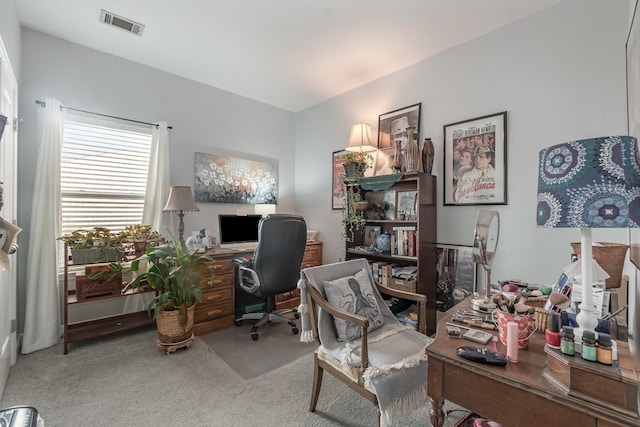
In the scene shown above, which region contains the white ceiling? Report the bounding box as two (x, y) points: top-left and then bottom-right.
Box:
(16, 0), (566, 112)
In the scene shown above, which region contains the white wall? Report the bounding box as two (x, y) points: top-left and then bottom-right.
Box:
(17, 29), (295, 331)
(0, 0), (20, 82)
(295, 0), (630, 287)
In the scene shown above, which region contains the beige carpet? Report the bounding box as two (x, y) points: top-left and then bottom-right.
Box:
(199, 318), (314, 379)
(1, 326), (471, 426)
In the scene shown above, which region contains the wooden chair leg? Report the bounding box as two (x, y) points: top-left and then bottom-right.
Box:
(310, 355), (324, 412)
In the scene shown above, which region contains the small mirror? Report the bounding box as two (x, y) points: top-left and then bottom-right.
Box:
(471, 210), (500, 311)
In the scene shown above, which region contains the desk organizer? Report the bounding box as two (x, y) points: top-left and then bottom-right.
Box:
(544, 344), (638, 418)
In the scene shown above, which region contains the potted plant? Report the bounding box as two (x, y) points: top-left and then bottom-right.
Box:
(339, 151), (374, 242)
(130, 229), (215, 346)
(117, 224), (163, 257)
(57, 227), (125, 264)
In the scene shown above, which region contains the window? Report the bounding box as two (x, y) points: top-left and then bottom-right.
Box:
(60, 116), (152, 238)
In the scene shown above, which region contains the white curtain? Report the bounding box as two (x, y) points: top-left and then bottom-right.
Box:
(125, 121), (171, 313)
(142, 121), (171, 233)
(22, 98), (64, 354)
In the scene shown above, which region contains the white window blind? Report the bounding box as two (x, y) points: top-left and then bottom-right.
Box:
(60, 118), (152, 237)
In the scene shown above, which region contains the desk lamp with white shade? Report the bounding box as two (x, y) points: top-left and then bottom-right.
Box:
(536, 136), (640, 333)
(163, 186), (200, 248)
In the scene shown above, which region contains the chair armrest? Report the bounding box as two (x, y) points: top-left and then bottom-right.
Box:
(233, 257), (250, 267)
(305, 283), (371, 371)
(237, 265), (261, 293)
(375, 282), (428, 335)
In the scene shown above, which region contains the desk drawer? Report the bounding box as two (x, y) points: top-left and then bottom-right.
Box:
(200, 272), (232, 290)
(303, 246), (321, 263)
(200, 287), (232, 304)
(195, 299), (233, 323)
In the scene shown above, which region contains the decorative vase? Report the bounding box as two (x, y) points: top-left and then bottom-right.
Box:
(422, 138), (434, 174)
(403, 126), (420, 172)
(393, 141), (403, 172)
(376, 232), (391, 253)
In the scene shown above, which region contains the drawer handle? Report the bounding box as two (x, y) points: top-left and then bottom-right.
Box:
(207, 279), (223, 286)
(212, 265), (223, 270)
(205, 293), (222, 302)
(207, 309), (222, 317)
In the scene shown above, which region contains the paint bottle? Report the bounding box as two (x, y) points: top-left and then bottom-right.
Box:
(560, 326), (575, 356)
(581, 330), (597, 362)
(596, 333), (613, 365)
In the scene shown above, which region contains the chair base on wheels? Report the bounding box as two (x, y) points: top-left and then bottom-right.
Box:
(234, 310), (300, 340)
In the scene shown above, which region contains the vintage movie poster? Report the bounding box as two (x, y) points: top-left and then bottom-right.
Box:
(443, 112), (507, 206)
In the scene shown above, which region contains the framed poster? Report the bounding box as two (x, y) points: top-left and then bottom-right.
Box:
(443, 111), (507, 206)
(332, 150), (347, 210)
(436, 244), (477, 312)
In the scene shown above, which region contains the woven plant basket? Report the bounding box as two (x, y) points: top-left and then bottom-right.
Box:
(570, 242), (629, 289)
(155, 304), (195, 344)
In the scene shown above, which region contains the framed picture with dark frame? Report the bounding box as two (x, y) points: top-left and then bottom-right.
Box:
(436, 244), (477, 312)
(377, 103), (421, 150)
(443, 111), (507, 206)
(332, 150), (347, 210)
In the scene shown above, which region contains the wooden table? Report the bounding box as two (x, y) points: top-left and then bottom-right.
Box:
(426, 302), (640, 427)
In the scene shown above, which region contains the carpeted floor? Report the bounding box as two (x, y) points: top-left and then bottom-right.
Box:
(0, 326), (471, 426)
(199, 317), (314, 379)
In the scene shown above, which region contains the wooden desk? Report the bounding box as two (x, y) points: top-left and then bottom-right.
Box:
(426, 302), (640, 427)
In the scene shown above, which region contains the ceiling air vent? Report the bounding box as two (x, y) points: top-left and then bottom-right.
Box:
(99, 9), (145, 36)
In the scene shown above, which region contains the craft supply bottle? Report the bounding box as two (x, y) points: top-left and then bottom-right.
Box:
(545, 312), (562, 349)
(560, 326), (575, 356)
(596, 333), (613, 365)
(581, 330), (597, 362)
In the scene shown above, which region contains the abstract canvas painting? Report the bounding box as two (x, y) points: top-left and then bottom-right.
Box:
(194, 152), (278, 204)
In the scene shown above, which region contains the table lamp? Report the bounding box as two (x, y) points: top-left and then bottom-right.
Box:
(345, 123), (376, 152)
(536, 136), (640, 332)
(163, 186), (200, 248)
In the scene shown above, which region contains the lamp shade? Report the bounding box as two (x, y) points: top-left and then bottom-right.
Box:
(163, 186), (200, 212)
(537, 136), (640, 229)
(345, 123), (376, 152)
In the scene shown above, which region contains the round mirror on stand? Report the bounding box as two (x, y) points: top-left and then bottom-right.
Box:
(470, 210), (500, 312)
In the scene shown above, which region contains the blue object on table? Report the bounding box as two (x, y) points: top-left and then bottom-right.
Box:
(561, 312), (609, 334)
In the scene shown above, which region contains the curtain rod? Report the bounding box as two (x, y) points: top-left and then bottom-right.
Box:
(35, 100), (172, 130)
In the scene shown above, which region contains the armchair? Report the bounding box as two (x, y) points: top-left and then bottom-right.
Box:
(233, 214), (307, 340)
(298, 259), (432, 427)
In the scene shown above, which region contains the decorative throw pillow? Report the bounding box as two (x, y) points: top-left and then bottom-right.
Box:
(323, 268), (384, 342)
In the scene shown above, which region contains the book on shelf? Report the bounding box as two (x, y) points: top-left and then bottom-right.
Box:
(392, 226), (416, 257)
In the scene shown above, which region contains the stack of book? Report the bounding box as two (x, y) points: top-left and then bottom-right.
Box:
(370, 262), (417, 292)
(391, 226), (416, 257)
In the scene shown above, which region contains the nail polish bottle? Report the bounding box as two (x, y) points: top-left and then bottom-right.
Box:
(545, 312), (561, 350)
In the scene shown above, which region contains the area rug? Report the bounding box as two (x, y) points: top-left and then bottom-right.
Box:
(199, 319), (314, 379)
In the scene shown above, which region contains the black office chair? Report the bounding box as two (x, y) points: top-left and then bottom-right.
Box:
(233, 214), (307, 340)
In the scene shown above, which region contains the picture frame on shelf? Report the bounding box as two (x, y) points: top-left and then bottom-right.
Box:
(364, 225), (381, 247)
(364, 190), (396, 220)
(436, 244), (477, 312)
(443, 111), (508, 206)
(332, 150), (347, 210)
(377, 103), (421, 149)
(396, 190), (417, 221)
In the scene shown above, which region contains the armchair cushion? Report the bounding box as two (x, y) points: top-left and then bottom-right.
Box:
(323, 268), (384, 341)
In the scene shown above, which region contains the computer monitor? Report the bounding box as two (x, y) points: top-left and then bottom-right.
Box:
(218, 214), (262, 248)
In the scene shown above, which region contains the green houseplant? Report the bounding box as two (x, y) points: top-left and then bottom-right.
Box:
(339, 151), (374, 242)
(57, 227), (125, 263)
(117, 224), (163, 257)
(130, 229), (215, 345)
